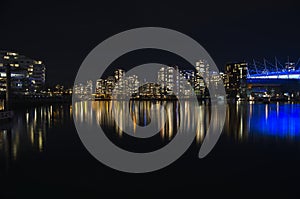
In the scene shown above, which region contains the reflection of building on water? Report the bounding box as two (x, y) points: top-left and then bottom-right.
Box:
(74, 101), (211, 143)
(249, 102), (300, 139)
(223, 102), (300, 141)
(72, 100), (300, 154)
(0, 100), (4, 110)
(224, 102), (249, 141)
(0, 104), (71, 168)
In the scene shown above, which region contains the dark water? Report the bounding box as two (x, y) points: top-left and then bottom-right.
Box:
(1, 101), (300, 197)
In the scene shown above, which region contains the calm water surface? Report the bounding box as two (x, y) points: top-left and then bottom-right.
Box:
(1, 101), (300, 197)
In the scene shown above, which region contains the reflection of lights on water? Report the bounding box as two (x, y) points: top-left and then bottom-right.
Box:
(80, 102), (83, 123)
(276, 102), (280, 117)
(0, 104), (71, 163)
(196, 106), (205, 143)
(117, 109), (123, 137)
(185, 101), (190, 131)
(26, 112), (29, 123)
(73, 101), (300, 146)
(69, 105), (73, 119)
(249, 103), (300, 139)
(160, 102), (165, 139)
(249, 103), (253, 119)
(239, 114), (243, 140)
(38, 130), (43, 152)
(248, 103), (252, 134)
(0, 100), (4, 110)
(12, 144), (18, 160)
(34, 108), (37, 126)
(265, 104), (269, 120)
(167, 103), (173, 140)
(80, 100), (207, 142)
(0, 100), (299, 166)
(30, 126), (34, 145)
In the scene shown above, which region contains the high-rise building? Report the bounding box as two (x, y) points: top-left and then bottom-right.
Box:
(96, 79), (106, 95)
(85, 80), (93, 96)
(224, 62), (248, 99)
(195, 60), (209, 96)
(219, 72), (226, 83)
(209, 71), (224, 98)
(29, 61), (46, 91)
(114, 69), (125, 82)
(95, 69), (140, 99)
(113, 69), (125, 96)
(74, 83), (84, 96)
(157, 66), (168, 95)
(181, 69), (195, 96)
(0, 50), (46, 94)
(105, 76), (115, 96)
(138, 83), (161, 97)
(157, 66), (181, 96)
(74, 81), (93, 100)
(127, 75), (139, 96)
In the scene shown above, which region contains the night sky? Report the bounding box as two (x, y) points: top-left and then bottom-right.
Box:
(1, 0), (300, 86)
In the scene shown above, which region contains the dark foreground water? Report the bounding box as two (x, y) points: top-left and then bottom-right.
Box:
(1, 101), (300, 197)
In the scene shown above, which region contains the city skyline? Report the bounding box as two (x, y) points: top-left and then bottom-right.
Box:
(2, 47), (300, 86)
(74, 58), (300, 101)
(2, 49), (300, 103)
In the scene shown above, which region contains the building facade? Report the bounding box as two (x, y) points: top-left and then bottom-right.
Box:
(195, 60), (209, 96)
(0, 51), (46, 95)
(224, 62), (248, 99)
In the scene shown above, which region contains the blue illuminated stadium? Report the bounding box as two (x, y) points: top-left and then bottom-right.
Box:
(247, 58), (300, 80)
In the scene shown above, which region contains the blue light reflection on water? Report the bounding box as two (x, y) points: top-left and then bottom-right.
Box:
(249, 103), (300, 138)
